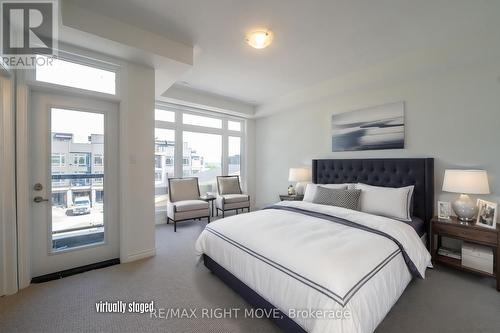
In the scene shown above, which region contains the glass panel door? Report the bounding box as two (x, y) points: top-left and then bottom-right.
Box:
(30, 92), (119, 278)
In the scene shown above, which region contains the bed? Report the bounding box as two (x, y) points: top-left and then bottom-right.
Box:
(195, 158), (434, 333)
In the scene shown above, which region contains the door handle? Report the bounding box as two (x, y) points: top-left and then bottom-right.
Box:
(34, 196), (49, 203)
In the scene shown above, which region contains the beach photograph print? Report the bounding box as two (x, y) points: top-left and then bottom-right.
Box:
(331, 102), (405, 152)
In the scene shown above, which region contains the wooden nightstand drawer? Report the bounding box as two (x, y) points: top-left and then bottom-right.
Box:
(433, 223), (498, 246)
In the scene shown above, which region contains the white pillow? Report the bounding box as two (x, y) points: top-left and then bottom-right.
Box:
(303, 183), (348, 202)
(355, 183), (414, 222)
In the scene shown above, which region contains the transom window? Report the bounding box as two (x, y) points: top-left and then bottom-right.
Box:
(35, 55), (117, 95)
(183, 113), (222, 129)
(155, 109), (175, 122)
(228, 120), (242, 132)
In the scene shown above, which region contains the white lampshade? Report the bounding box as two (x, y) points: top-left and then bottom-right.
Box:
(442, 169), (490, 194)
(288, 168), (311, 182)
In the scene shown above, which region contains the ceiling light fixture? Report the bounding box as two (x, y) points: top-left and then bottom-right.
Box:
(246, 30), (273, 49)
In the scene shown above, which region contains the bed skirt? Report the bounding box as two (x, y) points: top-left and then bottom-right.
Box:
(203, 254), (306, 333)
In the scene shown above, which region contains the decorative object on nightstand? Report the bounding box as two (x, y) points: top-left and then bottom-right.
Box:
(476, 199), (498, 229)
(437, 201), (452, 220)
(288, 167), (311, 196)
(279, 194), (304, 201)
(430, 216), (499, 291)
(442, 169), (490, 222)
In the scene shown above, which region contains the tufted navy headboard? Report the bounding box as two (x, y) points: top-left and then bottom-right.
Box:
(312, 158), (434, 224)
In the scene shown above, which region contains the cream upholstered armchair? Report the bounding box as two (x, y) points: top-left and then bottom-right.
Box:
(167, 177), (210, 232)
(215, 176), (250, 218)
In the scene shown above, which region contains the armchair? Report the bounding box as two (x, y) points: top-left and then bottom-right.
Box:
(167, 177), (210, 232)
(215, 176), (250, 218)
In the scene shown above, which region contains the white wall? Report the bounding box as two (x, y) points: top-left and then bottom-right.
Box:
(245, 118), (256, 209)
(255, 58), (500, 212)
(161, 85), (255, 117)
(119, 62), (156, 262)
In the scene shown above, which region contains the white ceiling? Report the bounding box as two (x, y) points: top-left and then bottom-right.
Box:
(69, 0), (500, 106)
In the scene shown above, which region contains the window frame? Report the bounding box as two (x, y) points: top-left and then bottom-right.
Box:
(154, 103), (246, 192)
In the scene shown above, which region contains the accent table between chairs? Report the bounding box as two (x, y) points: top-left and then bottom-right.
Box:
(200, 195), (216, 217)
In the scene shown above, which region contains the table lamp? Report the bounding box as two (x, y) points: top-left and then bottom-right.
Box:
(442, 169), (490, 222)
(288, 168), (311, 195)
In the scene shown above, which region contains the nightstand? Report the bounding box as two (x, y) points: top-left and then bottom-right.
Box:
(279, 194), (304, 201)
(430, 216), (499, 291)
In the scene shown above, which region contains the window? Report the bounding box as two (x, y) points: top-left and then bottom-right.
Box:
(183, 131), (222, 193)
(154, 105), (245, 222)
(183, 113), (222, 129)
(51, 108), (105, 250)
(94, 154), (103, 166)
(155, 155), (162, 169)
(155, 109), (175, 122)
(228, 136), (241, 176)
(36, 55), (116, 95)
(51, 153), (65, 166)
(155, 171), (162, 182)
(154, 128), (175, 218)
(228, 120), (241, 131)
(72, 153), (88, 167)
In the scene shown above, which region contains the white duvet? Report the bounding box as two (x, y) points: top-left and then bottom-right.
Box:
(195, 201), (431, 333)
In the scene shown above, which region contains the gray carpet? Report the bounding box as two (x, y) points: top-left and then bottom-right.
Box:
(1, 217), (499, 333)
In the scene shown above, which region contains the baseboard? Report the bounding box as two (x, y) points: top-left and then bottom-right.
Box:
(31, 258), (120, 283)
(122, 248), (156, 263)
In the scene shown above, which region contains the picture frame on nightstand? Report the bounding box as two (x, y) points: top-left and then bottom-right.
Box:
(438, 201), (451, 220)
(476, 199), (498, 229)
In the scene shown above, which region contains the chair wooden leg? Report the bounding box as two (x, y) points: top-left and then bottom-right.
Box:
(222, 210), (225, 218)
(236, 209), (238, 215)
(208, 215), (211, 223)
(166, 217), (169, 224)
(216, 209), (218, 217)
(174, 220), (177, 232)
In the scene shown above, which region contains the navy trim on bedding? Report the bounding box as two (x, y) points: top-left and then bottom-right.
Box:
(205, 227), (401, 307)
(408, 216), (426, 237)
(263, 205), (423, 279)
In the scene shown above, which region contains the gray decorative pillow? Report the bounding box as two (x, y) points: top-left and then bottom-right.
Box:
(312, 187), (361, 210)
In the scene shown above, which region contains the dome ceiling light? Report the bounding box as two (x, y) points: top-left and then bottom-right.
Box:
(246, 30), (273, 49)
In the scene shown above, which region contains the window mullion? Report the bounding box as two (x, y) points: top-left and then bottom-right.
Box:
(222, 120), (228, 176)
(174, 111), (183, 178)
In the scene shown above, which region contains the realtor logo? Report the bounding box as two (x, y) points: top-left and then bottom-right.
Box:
(1, 0), (57, 67)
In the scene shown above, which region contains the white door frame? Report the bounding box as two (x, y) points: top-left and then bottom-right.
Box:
(16, 85), (120, 285)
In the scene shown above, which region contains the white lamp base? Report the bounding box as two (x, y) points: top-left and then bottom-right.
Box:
(452, 194), (477, 222)
(294, 182), (307, 195)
